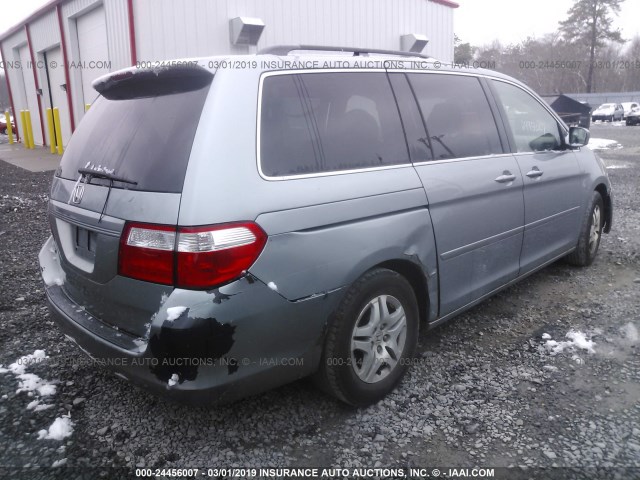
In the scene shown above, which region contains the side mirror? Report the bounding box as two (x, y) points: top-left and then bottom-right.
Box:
(569, 126), (589, 148)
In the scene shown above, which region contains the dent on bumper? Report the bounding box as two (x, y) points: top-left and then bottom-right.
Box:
(40, 237), (343, 404)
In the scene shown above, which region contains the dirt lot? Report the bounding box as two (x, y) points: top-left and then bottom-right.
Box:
(0, 123), (639, 480)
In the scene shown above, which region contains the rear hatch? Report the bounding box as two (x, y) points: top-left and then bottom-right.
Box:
(48, 66), (213, 338)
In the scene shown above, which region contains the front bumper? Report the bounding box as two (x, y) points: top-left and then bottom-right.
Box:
(40, 236), (343, 404)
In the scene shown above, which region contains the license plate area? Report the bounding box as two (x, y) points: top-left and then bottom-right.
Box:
(74, 226), (97, 262)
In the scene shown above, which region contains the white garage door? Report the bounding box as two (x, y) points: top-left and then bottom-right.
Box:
(18, 45), (43, 145)
(45, 47), (72, 147)
(76, 6), (110, 106)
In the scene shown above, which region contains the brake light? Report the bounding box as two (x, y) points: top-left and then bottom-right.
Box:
(119, 223), (175, 285)
(118, 222), (267, 289)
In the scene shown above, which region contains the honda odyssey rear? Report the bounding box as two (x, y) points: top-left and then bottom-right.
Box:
(40, 47), (611, 406)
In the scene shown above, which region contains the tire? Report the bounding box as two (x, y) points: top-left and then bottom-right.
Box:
(566, 191), (604, 267)
(314, 268), (419, 406)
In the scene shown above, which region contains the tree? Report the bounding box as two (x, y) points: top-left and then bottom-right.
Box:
(559, 0), (625, 93)
(454, 34), (475, 64)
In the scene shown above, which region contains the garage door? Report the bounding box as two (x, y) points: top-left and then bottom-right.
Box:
(76, 6), (110, 107)
(18, 45), (43, 145)
(44, 47), (72, 147)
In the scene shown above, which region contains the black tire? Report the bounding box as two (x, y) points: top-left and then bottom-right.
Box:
(314, 268), (419, 406)
(566, 191), (604, 267)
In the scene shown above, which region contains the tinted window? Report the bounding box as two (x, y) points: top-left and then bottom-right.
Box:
(58, 84), (211, 193)
(260, 73), (409, 177)
(408, 74), (503, 160)
(388, 73), (431, 163)
(491, 80), (562, 153)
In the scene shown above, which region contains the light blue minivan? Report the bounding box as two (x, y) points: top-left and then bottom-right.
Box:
(39, 46), (612, 406)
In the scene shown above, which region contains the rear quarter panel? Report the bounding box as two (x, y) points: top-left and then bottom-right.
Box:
(180, 68), (438, 313)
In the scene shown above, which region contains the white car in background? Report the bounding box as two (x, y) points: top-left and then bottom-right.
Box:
(621, 102), (639, 119)
(592, 103), (624, 122)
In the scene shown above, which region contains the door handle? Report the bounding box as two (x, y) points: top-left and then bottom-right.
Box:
(495, 171), (516, 183)
(526, 167), (544, 178)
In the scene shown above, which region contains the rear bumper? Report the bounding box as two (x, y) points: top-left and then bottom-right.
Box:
(40, 237), (343, 404)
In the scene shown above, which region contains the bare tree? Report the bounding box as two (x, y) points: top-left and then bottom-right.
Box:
(559, 0), (625, 92)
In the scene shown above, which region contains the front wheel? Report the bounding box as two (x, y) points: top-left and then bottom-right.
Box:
(314, 268), (419, 406)
(566, 191), (604, 267)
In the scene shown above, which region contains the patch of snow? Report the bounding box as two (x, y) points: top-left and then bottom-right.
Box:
(621, 322), (639, 343)
(587, 138), (623, 150)
(0, 365), (8, 374)
(52, 459), (67, 467)
(566, 331), (596, 353)
(166, 306), (188, 322)
(9, 350), (48, 375)
(267, 282), (278, 291)
(168, 374), (179, 387)
(543, 330), (596, 355)
(16, 373), (57, 397)
(38, 414), (74, 441)
(541, 333), (551, 340)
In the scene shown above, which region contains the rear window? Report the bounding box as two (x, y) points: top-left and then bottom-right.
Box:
(58, 75), (211, 193)
(260, 72), (409, 177)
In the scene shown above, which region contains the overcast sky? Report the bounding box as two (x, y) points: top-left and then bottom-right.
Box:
(1, 0), (640, 49)
(456, 0), (640, 47)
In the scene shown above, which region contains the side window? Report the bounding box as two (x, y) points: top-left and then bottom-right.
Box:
(407, 73), (503, 160)
(388, 73), (432, 163)
(491, 80), (563, 153)
(260, 72), (409, 177)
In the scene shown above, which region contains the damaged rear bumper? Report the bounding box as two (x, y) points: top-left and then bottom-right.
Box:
(40, 238), (343, 404)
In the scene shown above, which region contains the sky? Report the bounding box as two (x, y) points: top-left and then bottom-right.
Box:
(455, 0), (640, 47)
(1, 0), (640, 48)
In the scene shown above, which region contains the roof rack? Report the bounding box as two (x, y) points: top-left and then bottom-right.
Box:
(258, 45), (432, 59)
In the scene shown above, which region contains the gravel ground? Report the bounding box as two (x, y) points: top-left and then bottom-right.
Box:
(0, 124), (639, 480)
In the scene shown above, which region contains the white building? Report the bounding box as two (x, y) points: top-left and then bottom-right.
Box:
(0, 0), (458, 147)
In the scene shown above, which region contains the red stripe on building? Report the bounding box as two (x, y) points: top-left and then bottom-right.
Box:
(0, 44), (20, 141)
(127, 0), (137, 66)
(57, 4), (75, 132)
(25, 24), (47, 146)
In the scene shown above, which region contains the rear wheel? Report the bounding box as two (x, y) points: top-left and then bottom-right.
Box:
(566, 191), (604, 267)
(315, 268), (419, 406)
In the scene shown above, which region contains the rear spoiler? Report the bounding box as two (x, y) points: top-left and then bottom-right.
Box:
(92, 64), (214, 100)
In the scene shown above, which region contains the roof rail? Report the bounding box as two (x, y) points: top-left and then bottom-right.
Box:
(258, 45), (432, 59)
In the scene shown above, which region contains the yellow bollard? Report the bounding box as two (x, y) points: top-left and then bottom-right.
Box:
(25, 110), (35, 149)
(46, 108), (56, 154)
(5, 111), (14, 145)
(85, 104), (91, 112)
(53, 108), (63, 155)
(20, 110), (28, 149)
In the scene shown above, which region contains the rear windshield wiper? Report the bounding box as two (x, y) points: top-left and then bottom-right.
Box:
(77, 168), (138, 186)
(76, 169), (138, 223)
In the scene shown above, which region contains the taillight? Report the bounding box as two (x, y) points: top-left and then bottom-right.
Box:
(118, 222), (267, 289)
(119, 223), (175, 285)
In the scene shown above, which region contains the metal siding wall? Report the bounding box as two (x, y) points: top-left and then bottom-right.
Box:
(1, 30), (29, 115)
(133, 0), (454, 61)
(104, 0), (132, 70)
(29, 11), (61, 53)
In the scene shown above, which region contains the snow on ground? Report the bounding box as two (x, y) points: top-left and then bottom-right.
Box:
(168, 373), (179, 387)
(542, 330), (596, 355)
(621, 322), (639, 343)
(52, 458), (67, 467)
(166, 306), (188, 322)
(8, 350), (48, 375)
(38, 414), (74, 441)
(587, 138), (623, 150)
